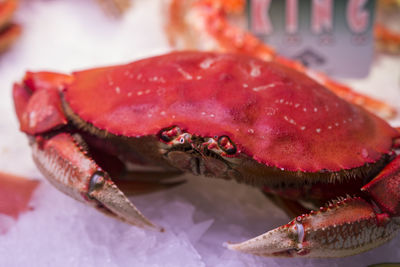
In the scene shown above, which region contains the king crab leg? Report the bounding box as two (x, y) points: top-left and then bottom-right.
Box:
(227, 153), (400, 257)
(166, 0), (397, 119)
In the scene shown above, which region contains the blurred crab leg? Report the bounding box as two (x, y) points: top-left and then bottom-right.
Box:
(190, 0), (276, 60)
(31, 132), (161, 230)
(0, 23), (21, 53)
(0, 0), (21, 53)
(227, 196), (400, 257)
(167, 0), (396, 118)
(375, 23), (400, 53)
(0, 0), (17, 30)
(166, 0), (275, 60)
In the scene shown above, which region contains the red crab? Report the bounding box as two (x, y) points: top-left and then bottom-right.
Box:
(0, 0), (21, 53)
(13, 51), (400, 257)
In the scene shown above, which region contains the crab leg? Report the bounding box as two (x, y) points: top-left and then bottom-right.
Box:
(227, 196), (400, 257)
(166, 0), (396, 119)
(0, 0), (21, 53)
(374, 23), (400, 53)
(0, 0), (17, 27)
(31, 133), (161, 230)
(0, 23), (21, 53)
(227, 155), (400, 257)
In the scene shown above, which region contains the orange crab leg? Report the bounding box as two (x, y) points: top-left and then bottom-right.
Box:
(200, 0), (245, 14)
(0, 23), (21, 53)
(0, 0), (18, 30)
(0, 0), (21, 53)
(374, 23), (400, 53)
(166, 0), (397, 119)
(188, 1), (276, 61)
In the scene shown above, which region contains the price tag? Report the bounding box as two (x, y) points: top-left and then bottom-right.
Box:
(247, 0), (376, 78)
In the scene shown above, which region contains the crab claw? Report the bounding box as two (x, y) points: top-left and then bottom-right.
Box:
(227, 196), (400, 257)
(32, 132), (162, 231)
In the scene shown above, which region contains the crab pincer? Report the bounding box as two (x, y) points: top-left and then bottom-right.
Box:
(13, 72), (162, 230)
(228, 194), (400, 257)
(13, 51), (400, 257)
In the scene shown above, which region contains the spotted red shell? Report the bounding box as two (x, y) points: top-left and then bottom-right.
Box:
(65, 52), (398, 172)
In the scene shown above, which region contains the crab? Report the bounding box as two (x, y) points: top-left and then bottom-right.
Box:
(0, 0), (21, 54)
(165, 0), (397, 119)
(13, 51), (400, 258)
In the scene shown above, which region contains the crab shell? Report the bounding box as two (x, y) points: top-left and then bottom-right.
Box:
(13, 51), (400, 257)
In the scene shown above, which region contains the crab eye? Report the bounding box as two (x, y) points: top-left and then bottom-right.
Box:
(217, 136), (236, 155)
(159, 126), (182, 142)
